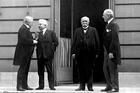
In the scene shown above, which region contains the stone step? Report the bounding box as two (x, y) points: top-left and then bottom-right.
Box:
(0, 72), (140, 93)
(1, 72), (140, 87)
(0, 72), (48, 87)
(1, 86), (140, 93)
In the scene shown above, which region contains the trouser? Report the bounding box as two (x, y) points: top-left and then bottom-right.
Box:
(77, 56), (94, 89)
(37, 57), (54, 88)
(78, 65), (93, 88)
(17, 58), (31, 89)
(103, 51), (119, 89)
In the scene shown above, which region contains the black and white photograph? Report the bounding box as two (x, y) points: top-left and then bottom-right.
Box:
(0, 0), (139, 93)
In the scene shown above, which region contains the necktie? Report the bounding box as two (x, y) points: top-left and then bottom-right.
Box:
(40, 30), (43, 35)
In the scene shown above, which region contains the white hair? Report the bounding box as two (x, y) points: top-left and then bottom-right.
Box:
(103, 9), (114, 17)
(81, 16), (90, 22)
(24, 16), (33, 23)
(38, 19), (48, 26)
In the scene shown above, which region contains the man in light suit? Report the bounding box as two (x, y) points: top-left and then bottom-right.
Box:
(13, 16), (37, 91)
(71, 16), (100, 91)
(101, 9), (121, 92)
(35, 19), (58, 90)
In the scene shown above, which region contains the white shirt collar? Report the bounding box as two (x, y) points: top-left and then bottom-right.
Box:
(84, 30), (87, 34)
(24, 24), (30, 28)
(108, 18), (114, 24)
(42, 28), (47, 35)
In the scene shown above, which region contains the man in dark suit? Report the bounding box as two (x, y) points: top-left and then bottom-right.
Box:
(13, 16), (37, 91)
(35, 19), (58, 90)
(101, 9), (121, 92)
(71, 16), (100, 91)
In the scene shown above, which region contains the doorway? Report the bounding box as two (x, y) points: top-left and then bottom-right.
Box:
(72, 0), (109, 83)
(59, 0), (109, 84)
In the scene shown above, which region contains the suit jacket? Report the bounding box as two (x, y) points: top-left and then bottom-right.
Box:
(103, 20), (121, 64)
(71, 26), (100, 59)
(36, 30), (58, 60)
(13, 24), (34, 65)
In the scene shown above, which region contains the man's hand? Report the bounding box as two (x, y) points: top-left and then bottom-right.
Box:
(96, 55), (98, 58)
(109, 53), (114, 59)
(72, 54), (76, 59)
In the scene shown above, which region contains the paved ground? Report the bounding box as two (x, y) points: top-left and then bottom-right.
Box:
(0, 72), (140, 93)
(0, 85), (140, 93)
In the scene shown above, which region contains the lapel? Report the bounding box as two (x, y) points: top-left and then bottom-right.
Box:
(39, 31), (43, 39)
(43, 29), (48, 36)
(106, 19), (114, 28)
(40, 29), (48, 37)
(23, 24), (30, 31)
(106, 20), (114, 32)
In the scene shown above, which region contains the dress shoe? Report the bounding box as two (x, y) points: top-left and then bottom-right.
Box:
(111, 88), (119, 92)
(87, 84), (93, 91)
(24, 86), (33, 90)
(36, 87), (44, 90)
(50, 87), (56, 90)
(88, 88), (94, 91)
(17, 87), (26, 91)
(101, 88), (112, 92)
(75, 88), (85, 91)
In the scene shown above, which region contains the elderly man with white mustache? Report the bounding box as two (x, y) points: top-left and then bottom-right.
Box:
(72, 16), (100, 91)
